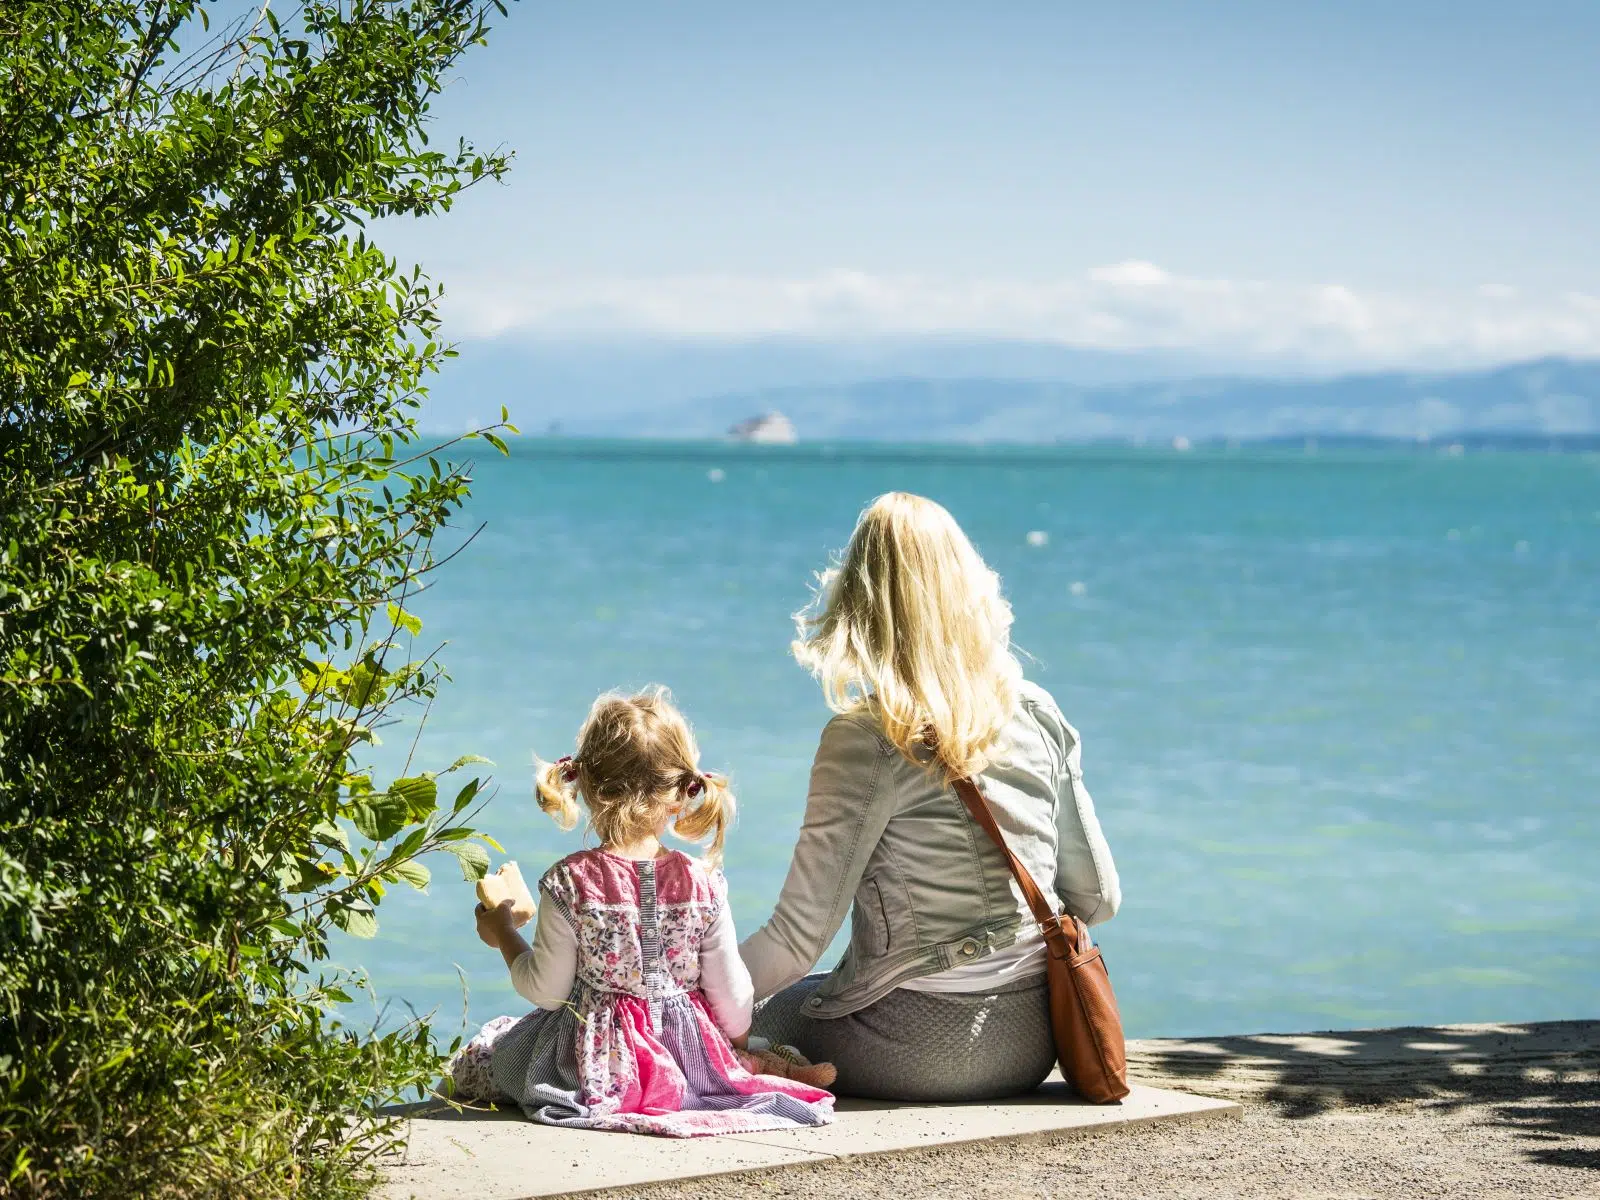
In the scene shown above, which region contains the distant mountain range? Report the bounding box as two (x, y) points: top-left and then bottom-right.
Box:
(423, 337), (1600, 443)
(655, 357), (1600, 443)
(425, 335), (1239, 428)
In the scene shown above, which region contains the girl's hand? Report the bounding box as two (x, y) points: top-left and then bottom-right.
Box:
(475, 898), (516, 949)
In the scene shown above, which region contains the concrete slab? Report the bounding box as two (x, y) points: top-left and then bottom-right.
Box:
(726, 1080), (1240, 1161)
(377, 1108), (822, 1200)
(378, 1076), (1241, 1200)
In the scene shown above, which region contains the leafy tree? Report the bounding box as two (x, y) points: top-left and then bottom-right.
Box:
(0, 2), (517, 1196)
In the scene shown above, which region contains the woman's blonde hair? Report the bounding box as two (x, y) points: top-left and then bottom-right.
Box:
(793, 492), (1021, 779)
(534, 688), (735, 863)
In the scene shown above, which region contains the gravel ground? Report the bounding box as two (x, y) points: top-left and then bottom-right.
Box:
(598, 1094), (1596, 1200)
(597, 1022), (1600, 1200)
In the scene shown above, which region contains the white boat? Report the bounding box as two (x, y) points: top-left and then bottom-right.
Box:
(728, 412), (797, 444)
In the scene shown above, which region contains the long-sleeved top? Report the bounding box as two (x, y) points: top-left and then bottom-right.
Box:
(510, 880), (756, 1039)
(738, 679), (1121, 1019)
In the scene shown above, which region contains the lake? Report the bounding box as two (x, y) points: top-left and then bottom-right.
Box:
(339, 441), (1600, 1042)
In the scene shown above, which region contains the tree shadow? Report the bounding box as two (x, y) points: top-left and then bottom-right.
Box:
(1126, 1019), (1599, 1170)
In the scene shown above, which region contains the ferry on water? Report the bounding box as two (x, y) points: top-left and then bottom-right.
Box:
(727, 412), (797, 444)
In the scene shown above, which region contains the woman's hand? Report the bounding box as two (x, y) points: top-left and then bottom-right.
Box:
(475, 898), (517, 949)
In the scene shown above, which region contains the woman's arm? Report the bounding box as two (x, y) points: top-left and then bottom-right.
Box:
(1050, 718), (1122, 926)
(699, 902), (754, 1044)
(738, 715), (895, 1000)
(476, 897), (578, 1010)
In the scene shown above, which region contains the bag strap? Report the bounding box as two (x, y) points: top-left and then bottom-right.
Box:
(952, 777), (1081, 960)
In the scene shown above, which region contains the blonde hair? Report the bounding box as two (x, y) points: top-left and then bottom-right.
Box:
(793, 492), (1022, 779)
(534, 688), (735, 863)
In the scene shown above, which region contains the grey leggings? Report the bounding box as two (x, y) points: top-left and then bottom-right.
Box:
(750, 973), (1056, 1102)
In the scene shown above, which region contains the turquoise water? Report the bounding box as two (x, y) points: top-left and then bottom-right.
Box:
(342, 442), (1600, 1041)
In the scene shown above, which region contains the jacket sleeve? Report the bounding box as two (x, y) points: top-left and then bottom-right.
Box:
(737, 715), (894, 1001)
(1042, 708), (1122, 926)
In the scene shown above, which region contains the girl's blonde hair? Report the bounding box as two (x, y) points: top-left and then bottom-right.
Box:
(534, 688), (735, 863)
(793, 492), (1021, 780)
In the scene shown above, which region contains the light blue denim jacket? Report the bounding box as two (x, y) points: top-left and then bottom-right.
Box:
(738, 680), (1121, 1018)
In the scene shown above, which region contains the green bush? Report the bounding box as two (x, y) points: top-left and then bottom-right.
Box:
(0, 3), (517, 1196)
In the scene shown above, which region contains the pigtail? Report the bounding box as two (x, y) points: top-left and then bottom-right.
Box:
(534, 757), (582, 831)
(672, 770), (735, 865)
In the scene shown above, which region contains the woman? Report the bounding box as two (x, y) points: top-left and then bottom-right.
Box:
(740, 492), (1121, 1102)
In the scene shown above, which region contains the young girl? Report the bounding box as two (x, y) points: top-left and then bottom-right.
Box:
(449, 689), (836, 1136)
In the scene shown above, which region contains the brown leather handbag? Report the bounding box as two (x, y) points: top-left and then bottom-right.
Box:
(953, 777), (1131, 1103)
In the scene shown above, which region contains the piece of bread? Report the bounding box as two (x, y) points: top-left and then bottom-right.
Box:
(475, 861), (536, 928)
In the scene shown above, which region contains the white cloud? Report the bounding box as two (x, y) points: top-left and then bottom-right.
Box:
(1085, 260), (1171, 286)
(439, 262), (1600, 368)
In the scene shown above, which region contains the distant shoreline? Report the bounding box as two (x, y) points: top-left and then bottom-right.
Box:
(428, 355), (1600, 446)
(445, 432), (1600, 461)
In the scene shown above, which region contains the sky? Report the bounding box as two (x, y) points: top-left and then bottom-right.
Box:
(370, 0), (1600, 368)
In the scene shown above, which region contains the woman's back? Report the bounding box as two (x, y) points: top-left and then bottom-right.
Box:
(741, 679), (1120, 1017)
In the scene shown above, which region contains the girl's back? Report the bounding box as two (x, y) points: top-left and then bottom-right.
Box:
(541, 848), (726, 1001)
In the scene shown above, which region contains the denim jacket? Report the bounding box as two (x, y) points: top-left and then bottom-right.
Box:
(738, 680), (1121, 1018)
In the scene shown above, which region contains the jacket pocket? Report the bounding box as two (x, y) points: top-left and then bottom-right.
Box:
(850, 878), (892, 958)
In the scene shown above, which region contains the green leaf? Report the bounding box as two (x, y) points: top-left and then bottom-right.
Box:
(348, 790), (409, 842)
(452, 777), (480, 813)
(394, 826), (428, 862)
(300, 661), (344, 697)
(310, 821), (350, 851)
(392, 860), (430, 891)
(441, 841), (490, 881)
(387, 602), (422, 636)
(448, 754), (492, 771)
(339, 656), (385, 707)
(333, 906), (379, 939)
(389, 775), (438, 820)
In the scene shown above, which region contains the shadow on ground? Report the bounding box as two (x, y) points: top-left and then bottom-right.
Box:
(1127, 1019), (1600, 1170)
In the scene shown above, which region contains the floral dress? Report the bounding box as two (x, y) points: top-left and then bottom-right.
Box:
(449, 848), (835, 1137)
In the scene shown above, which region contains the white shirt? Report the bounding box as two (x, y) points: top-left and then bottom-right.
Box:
(509, 897), (755, 1039)
(896, 924), (1049, 993)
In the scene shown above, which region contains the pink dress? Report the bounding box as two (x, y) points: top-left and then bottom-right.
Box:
(450, 848), (834, 1136)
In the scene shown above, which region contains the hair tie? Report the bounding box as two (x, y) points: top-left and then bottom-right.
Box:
(685, 774), (704, 798)
(556, 755), (579, 783)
